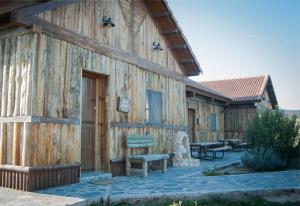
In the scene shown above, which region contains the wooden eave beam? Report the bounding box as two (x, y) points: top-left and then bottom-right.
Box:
(153, 11), (170, 18)
(170, 44), (187, 50)
(186, 85), (230, 104)
(15, 16), (189, 84)
(10, 0), (78, 28)
(13, 0), (77, 17)
(163, 29), (178, 36)
(144, 0), (202, 75)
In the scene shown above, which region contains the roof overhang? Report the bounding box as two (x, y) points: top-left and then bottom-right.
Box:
(263, 75), (278, 109)
(186, 79), (231, 103)
(0, 0), (202, 77)
(144, 0), (202, 76)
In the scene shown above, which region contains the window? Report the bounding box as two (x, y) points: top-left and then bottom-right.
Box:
(210, 113), (217, 131)
(146, 90), (162, 124)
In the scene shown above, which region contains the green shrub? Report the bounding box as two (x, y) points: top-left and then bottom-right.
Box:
(243, 109), (300, 170)
(242, 147), (287, 171)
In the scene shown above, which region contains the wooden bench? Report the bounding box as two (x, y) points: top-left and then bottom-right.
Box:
(230, 142), (248, 151)
(126, 134), (169, 177)
(207, 146), (231, 159)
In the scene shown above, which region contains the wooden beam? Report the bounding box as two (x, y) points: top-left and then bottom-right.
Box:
(31, 116), (80, 125)
(10, 12), (31, 27)
(153, 11), (170, 18)
(170, 44), (187, 50)
(13, 0), (77, 17)
(0, 27), (34, 40)
(17, 16), (189, 83)
(0, 116), (80, 125)
(179, 58), (194, 64)
(110, 122), (187, 130)
(186, 82), (231, 103)
(10, 0), (78, 27)
(162, 29), (178, 36)
(0, 2), (35, 15)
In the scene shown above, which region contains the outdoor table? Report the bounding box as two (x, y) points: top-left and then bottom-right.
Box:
(219, 138), (243, 150)
(219, 138), (242, 144)
(190, 141), (224, 160)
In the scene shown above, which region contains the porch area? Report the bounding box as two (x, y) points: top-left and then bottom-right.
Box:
(34, 151), (300, 204)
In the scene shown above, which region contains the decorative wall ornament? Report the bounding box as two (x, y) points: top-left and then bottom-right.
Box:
(118, 97), (131, 113)
(152, 41), (163, 50)
(102, 16), (115, 27)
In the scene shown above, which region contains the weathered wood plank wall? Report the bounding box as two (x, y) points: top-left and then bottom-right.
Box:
(224, 91), (272, 140)
(1, 0), (188, 173)
(224, 107), (257, 139)
(0, 31), (187, 168)
(0, 34), (82, 167)
(0, 34), (35, 165)
(38, 0), (182, 74)
(187, 99), (224, 142)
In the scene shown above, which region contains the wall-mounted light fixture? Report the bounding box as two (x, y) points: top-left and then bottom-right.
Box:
(152, 41), (163, 50)
(102, 16), (115, 27)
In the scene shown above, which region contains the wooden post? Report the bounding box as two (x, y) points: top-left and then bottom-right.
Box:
(126, 149), (131, 176)
(142, 161), (148, 178)
(0, 123), (7, 164)
(12, 123), (20, 165)
(162, 159), (167, 174)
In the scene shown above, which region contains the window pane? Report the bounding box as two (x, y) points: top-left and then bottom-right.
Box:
(146, 91), (150, 122)
(146, 90), (162, 124)
(152, 92), (162, 124)
(210, 113), (217, 131)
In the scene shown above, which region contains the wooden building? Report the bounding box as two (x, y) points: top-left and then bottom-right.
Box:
(185, 81), (230, 143)
(202, 75), (278, 139)
(0, 0), (279, 191)
(0, 0), (203, 190)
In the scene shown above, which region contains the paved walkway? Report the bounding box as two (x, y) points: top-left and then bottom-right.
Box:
(36, 152), (300, 204)
(0, 187), (85, 206)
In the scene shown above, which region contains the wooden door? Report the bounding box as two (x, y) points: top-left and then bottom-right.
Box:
(81, 76), (96, 171)
(188, 109), (195, 143)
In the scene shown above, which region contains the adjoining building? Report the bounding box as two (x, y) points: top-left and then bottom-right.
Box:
(202, 75), (278, 139)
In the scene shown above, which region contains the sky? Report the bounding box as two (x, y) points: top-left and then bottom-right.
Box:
(167, 0), (300, 110)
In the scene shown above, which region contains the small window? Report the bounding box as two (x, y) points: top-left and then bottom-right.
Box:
(210, 113), (217, 131)
(146, 90), (162, 124)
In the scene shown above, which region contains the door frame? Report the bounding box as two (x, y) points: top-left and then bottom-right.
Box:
(188, 108), (196, 143)
(81, 70), (109, 172)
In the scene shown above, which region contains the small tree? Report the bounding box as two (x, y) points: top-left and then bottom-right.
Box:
(243, 109), (300, 170)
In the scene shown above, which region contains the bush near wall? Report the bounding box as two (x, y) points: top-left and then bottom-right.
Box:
(242, 109), (300, 171)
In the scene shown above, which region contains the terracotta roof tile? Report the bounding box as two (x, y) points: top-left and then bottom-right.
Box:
(201, 75), (268, 102)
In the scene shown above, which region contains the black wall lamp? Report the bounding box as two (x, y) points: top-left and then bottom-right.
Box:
(152, 41), (163, 50)
(102, 16), (115, 27)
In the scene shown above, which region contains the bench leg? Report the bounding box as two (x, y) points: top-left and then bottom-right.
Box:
(162, 159), (167, 174)
(143, 161), (148, 178)
(126, 158), (130, 176)
(215, 151), (225, 159)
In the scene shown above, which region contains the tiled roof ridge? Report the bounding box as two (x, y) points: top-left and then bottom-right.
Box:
(201, 74), (268, 83)
(200, 75), (270, 102)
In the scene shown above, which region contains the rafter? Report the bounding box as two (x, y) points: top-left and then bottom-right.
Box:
(170, 44), (187, 50)
(179, 58), (194, 64)
(162, 29), (178, 36)
(153, 12), (170, 18)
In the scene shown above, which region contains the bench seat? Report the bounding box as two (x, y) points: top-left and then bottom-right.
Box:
(208, 146), (231, 152)
(207, 146), (231, 159)
(126, 134), (169, 177)
(129, 154), (169, 162)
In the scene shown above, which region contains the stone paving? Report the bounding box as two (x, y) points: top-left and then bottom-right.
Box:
(35, 151), (300, 204)
(0, 187), (85, 206)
